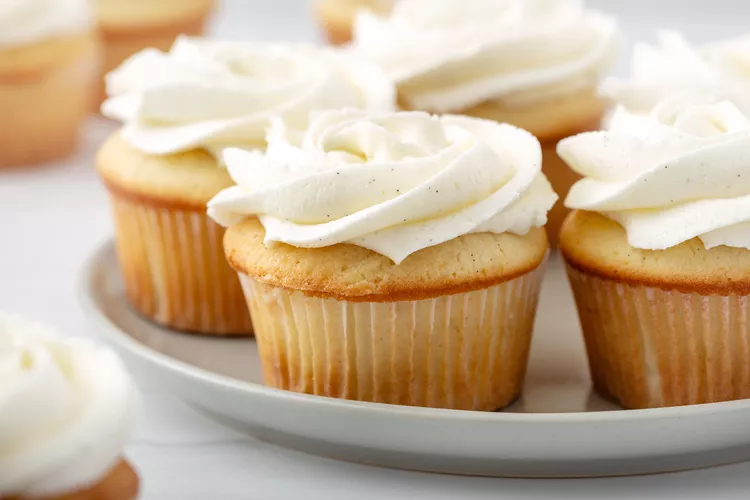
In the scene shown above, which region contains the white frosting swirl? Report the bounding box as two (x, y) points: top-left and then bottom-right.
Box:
(102, 37), (395, 156)
(353, 0), (620, 112)
(0, 0), (91, 48)
(560, 89), (750, 251)
(601, 31), (750, 114)
(208, 109), (557, 264)
(0, 313), (138, 498)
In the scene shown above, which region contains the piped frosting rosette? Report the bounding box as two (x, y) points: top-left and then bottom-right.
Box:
(209, 108), (557, 264)
(560, 88), (750, 250)
(0, 312), (138, 498)
(102, 37), (395, 156)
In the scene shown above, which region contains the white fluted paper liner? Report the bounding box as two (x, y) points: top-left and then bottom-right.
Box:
(567, 265), (750, 409)
(238, 264), (545, 410)
(108, 194), (252, 335)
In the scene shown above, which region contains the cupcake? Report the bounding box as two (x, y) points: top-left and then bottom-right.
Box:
(0, 0), (99, 167)
(208, 109), (557, 410)
(558, 89), (750, 409)
(98, 38), (395, 335)
(92, 0), (214, 103)
(601, 31), (750, 117)
(0, 312), (139, 500)
(314, 0), (395, 45)
(352, 0), (620, 245)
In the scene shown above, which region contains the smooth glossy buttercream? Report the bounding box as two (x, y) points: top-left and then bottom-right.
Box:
(561, 89), (750, 250)
(353, 0), (620, 112)
(103, 37), (395, 156)
(209, 108), (557, 263)
(0, 313), (138, 498)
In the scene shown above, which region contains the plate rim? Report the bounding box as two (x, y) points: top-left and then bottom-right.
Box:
(79, 238), (750, 424)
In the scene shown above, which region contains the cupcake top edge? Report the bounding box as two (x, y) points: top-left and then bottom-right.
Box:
(559, 87), (750, 252)
(352, 0), (621, 113)
(600, 30), (750, 115)
(0, 312), (138, 498)
(208, 108), (558, 265)
(101, 36), (396, 159)
(0, 0), (92, 49)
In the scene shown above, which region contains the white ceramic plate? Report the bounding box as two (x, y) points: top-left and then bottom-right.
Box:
(80, 241), (750, 478)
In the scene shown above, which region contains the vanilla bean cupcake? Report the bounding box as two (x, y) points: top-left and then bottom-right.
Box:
(601, 31), (750, 117)
(0, 0), (99, 167)
(558, 89), (750, 409)
(353, 0), (620, 245)
(0, 313), (139, 500)
(314, 0), (395, 45)
(92, 0), (214, 103)
(98, 38), (395, 335)
(209, 109), (557, 410)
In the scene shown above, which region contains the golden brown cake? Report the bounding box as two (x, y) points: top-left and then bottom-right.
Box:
(561, 211), (750, 409)
(314, 0), (395, 45)
(209, 109), (557, 410)
(97, 133), (253, 335)
(353, 0), (621, 246)
(227, 218), (547, 410)
(93, 0), (214, 103)
(6, 460), (139, 500)
(0, 33), (99, 167)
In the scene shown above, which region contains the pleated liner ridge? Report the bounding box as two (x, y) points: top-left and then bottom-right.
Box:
(239, 264), (546, 411)
(108, 193), (253, 335)
(567, 266), (750, 409)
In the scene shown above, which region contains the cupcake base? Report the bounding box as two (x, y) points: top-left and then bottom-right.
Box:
(239, 262), (545, 410)
(561, 211), (750, 409)
(567, 265), (750, 409)
(0, 34), (99, 168)
(107, 191), (253, 335)
(97, 134), (253, 336)
(9, 459), (138, 500)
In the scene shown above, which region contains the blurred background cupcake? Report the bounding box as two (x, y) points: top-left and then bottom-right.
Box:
(601, 30), (750, 117)
(209, 109), (557, 410)
(0, 312), (139, 500)
(558, 89), (750, 409)
(313, 0), (395, 45)
(97, 38), (394, 336)
(353, 0), (621, 246)
(92, 0), (215, 103)
(0, 0), (99, 167)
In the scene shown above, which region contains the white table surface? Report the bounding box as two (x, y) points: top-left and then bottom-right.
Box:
(4, 0), (750, 498)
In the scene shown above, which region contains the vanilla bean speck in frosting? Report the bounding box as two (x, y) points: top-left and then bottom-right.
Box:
(0, 313), (138, 498)
(102, 36), (395, 157)
(352, 0), (620, 112)
(0, 0), (91, 48)
(208, 109), (557, 264)
(601, 31), (750, 115)
(560, 88), (750, 251)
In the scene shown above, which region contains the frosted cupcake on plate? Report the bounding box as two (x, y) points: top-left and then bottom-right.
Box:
(558, 89), (750, 409)
(313, 0), (395, 45)
(92, 0), (214, 103)
(353, 0), (620, 245)
(208, 109), (557, 411)
(601, 31), (750, 116)
(97, 37), (395, 336)
(0, 0), (99, 167)
(0, 312), (139, 500)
